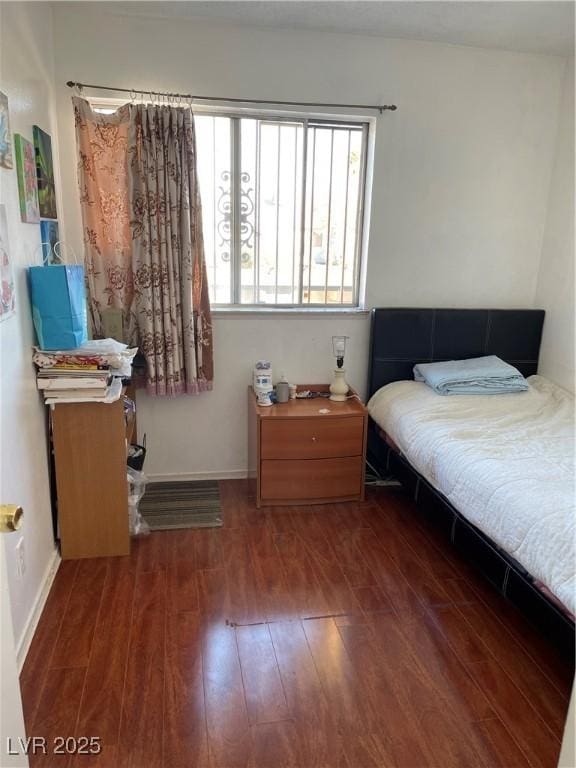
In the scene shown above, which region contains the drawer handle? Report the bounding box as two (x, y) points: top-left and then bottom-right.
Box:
(311, 436), (317, 442)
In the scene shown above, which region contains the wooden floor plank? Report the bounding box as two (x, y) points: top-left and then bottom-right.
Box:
(440, 576), (479, 605)
(220, 527), (252, 564)
(136, 531), (171, 573)
(248, 720), (303, 768)
(236, 624), (290, 725)
(165, 528), (199, 613)
(250, 525), (300, 622)
(335, 619), (432, 767)
(227, 562), (266, 626)
(310, 557), (362, 618)
(354, 614), (498, 768)
(201, 623), (251, 768)
(303, 619), (394, 768)
(198, 567), (230, 622)
(164, 611), (210, 768)
(117, 570), (166, 768)
(269, 620), (345, 767)
(426, 603), (491, 663)
(456, 601), (570, 735)
(49, 559), (108, 669)
(29, 667), (87, 768)
(75, 566), (136, 746)
(69, 745), (118, 768)
(373, 522), (455, 607)
(471, 718), (532, 768)
(194, 526), (224, 569)
(354, 527), (427, 617)
(302, 618), (377, 734)
(166, 559), (198, 613)
(467, 658), (561, 768)
(273, 530), (328, 619)
(378, 493), (462, 579)
(328, 526), (378, 588)
(385, 608), (496, 723)
(222, 529), (266, 625)
(20, 560), (79, 729)
(352, 584), (394, 615)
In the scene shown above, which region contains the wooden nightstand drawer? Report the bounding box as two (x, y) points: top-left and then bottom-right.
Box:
(249, 385), (367, 507)
(261, 416), (364, 460)
(261, 457), (363, 501)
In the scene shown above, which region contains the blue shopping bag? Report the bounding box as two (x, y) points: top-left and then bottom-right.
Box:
(28, 264), (88, 350)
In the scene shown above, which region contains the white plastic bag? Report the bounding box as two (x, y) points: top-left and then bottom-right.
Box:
(127, 467), (150, 537)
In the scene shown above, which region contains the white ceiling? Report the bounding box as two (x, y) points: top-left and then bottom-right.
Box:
(55, 1), (575, 56)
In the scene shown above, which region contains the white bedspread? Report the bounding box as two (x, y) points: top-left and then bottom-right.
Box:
(368, 375), (575, 614)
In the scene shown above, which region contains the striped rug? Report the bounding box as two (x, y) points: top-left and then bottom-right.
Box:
(139, 480), (222, 530)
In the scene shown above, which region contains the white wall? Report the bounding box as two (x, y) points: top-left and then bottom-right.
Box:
(0, 3), (62, 653)
(51, 8), (567, 478)
(535, 59), (575, 393)
(138, 312), (369, 479)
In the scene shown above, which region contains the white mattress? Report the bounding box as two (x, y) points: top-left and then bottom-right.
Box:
(368, 375), (575, 614)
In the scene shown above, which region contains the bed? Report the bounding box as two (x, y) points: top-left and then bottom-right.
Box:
(366, 308), (575, 654)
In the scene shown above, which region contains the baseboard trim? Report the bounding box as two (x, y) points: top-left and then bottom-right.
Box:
(16, 547), (61, 672)
(146, 469), (249, 482)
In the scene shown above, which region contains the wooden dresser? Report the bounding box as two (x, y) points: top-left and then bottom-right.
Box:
(248, 385), (368, 507)
(51, 397), (131, 559)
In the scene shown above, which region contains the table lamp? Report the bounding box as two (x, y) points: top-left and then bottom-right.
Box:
(329, 335), (349, 401)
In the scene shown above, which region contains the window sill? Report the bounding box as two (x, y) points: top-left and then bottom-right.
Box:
(210, 306), (370, 318)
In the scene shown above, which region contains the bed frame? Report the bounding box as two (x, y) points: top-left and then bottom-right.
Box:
(367, 308), (575, 656)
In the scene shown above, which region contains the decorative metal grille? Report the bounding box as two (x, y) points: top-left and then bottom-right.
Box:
(216, 170), (254, 264)
(196, 113), (368, 307)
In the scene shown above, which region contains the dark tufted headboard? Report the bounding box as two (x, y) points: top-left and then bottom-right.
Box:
(368, 308), (545, 399)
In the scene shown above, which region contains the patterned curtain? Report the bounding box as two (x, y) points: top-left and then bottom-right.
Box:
(73, 98), (136, 342)
(129, 104), (213, 395)
(73, 98), (213, 395)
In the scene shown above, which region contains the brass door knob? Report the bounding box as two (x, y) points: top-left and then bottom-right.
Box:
(0, 505), (23, 533)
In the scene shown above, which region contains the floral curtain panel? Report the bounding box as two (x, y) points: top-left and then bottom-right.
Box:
(129, 104), (213, 395)
(73, 97), (213, 395)
(73, 98), (136, 342)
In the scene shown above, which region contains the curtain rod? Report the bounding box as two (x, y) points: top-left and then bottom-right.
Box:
(66, 81), (397, 114)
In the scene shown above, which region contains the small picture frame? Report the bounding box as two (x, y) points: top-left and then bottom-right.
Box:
(0, 91), (13, 169)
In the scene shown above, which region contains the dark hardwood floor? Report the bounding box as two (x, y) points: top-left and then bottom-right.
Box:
(20, 480), (573, 767)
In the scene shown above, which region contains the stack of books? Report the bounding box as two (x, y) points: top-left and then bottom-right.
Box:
(36, 365), (121, 404)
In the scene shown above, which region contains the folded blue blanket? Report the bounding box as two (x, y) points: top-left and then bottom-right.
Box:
(413, 355), (528, 395)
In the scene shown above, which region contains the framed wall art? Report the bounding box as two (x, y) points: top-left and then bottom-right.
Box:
(0, 91), (13, 169)
(33, 125), (57, 219)
(15, 134), (40, 223)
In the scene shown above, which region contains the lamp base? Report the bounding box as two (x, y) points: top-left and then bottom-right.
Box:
(329, 369), (349, 402)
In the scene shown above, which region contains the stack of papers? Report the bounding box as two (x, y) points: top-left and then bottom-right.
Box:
(33, 338), (138, 379)
(41, 377), (123, 405)
(37, 368), (110, 401)
(33, 338), (136, 405)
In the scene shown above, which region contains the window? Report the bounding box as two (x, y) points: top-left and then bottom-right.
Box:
(195, 113), (369, 308)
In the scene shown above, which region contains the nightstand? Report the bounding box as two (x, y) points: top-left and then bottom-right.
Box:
(248, 385), (368, 507)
